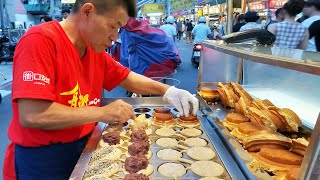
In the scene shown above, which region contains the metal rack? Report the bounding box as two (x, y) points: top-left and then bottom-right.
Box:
(197, 40), (320, 179)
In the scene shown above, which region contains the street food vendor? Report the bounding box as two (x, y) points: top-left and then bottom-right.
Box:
(2, 0), (198, 179)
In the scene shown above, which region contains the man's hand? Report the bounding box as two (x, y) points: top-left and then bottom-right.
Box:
(163, 86), (199, 117)
(100, 99), (135, 125)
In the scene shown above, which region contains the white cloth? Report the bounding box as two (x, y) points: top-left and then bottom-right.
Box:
(239, 22), (262, 32)
(163, 86), (199, 117)
(301, 15), (320, 52)
(160, 24), (177, 39)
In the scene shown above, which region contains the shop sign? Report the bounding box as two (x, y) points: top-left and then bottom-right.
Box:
(249, 1), (266, 11)
(209, 5), (219, 14)
(268, 0), (287, 9)
(61, 0), (75, 3)
(142, 3), (165, 14)
(203, 6), (209, 15)
(198, 9), (203, 16)
(170, 0), (195, 12)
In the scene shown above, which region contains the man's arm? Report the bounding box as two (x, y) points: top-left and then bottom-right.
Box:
(120, 72), (170, 95)
(18, 99), (135, 130)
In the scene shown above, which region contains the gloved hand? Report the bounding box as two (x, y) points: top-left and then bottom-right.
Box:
(163, 86), (199, 117)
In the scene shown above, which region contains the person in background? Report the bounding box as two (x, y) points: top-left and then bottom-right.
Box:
(61, 8), (70, 20)
(3, 0), (198, 179)
(185, 19), (194, 43)
(191, 16), (211, 44)
(176, 20), (184, 41)
(265, 8), (284, 29)
(232, 14), (246, 32)
(268, 0), (309, 49)
(301, 0), (320, 51)
(160, 16), (177, 42)
(240, 11), (262, 31)
(40, 16), (52, 23)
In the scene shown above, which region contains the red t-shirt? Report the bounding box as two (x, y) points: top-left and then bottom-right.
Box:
(3, 20), (130, 179)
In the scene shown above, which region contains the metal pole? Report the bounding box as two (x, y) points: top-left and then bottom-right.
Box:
(0, 0), (4, 31)
(49, 0), (55, 18)
(226, 0), (233, 34)
(165, 0), (170, 16)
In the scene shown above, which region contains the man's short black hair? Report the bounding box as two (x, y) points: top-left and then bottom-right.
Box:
(72, 0), (137, 17)
(40, 16), (53, 22)
(275, 8), (282, 17)
(244, 11), (260, 22)
(62, 8), (71, 14)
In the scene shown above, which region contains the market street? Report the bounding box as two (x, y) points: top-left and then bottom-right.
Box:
(0, 40), (198, 175)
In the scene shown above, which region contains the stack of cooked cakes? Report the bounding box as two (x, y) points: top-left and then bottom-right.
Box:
(153, 108), (176, 126)
(243, 130), (292, 152)
(246, 106), (302, 133)
(198, 87), (220, 102)
(231, 122), (267, 143)
(250, 148), (303, 173)
(177, 114), (200, 127)
(217, 82), (239, 108)
(221, 113), (249, 131)
(291, 138), (309, 156)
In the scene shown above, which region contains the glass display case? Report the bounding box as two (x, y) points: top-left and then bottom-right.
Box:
(197, 40), (320, 179)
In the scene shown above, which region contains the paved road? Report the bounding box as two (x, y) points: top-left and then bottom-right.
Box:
(0, 40), (198, 177)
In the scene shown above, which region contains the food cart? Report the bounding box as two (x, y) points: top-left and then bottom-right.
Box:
(69, 40), (319, 180)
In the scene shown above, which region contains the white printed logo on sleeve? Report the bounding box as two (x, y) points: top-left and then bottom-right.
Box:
(23, 71), (50, 85)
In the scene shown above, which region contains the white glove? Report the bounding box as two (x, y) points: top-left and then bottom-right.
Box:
(163, 86), (199, 117)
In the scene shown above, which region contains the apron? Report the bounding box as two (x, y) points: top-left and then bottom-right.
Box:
(3, 135), (88, 180)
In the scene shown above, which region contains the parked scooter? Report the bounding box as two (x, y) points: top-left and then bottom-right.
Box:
(0, 35), (16, 64)
(191, 43), (202, 67)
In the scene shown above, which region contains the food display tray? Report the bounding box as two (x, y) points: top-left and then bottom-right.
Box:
(69, 97), (246, 180)
(197, 93), (313, 179)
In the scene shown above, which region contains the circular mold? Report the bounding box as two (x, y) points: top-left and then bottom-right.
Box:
(134, 108), (151, 113)
(180, 128), (203, 137)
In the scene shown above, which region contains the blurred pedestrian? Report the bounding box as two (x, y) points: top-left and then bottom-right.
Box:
(176, 20), (184, 41)
(268, 0), (309, 49)
(191, 16), (211, 44)
(160, 16), (177, 41)
(185, 19), (194, 43)
(265, 8), (284, 29)
(61, 8), (70, 20)
(233, 14), (246, 32)
(240, 11), (262, 31)
(40, 16), (52, 23)
(301, 0), (320, 51)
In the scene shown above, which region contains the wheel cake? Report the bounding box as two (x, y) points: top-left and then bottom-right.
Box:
(187, 146), (216, 160)
(158, 163), (186, 178)
(157, 148), (182, 161)
(156, 138), (179, 148)
(183, 137), (207, 147)
(190, 161), (224, 177)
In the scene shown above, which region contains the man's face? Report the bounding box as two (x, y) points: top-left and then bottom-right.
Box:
(62, 12), (69, 19)
(79, 5), (129, 53)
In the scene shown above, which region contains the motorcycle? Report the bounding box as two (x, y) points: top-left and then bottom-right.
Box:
(0, 35), (16, 64)
(191, 44), (202, 67)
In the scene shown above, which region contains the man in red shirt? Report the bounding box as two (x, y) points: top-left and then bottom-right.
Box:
(2, 0), (198, 179)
